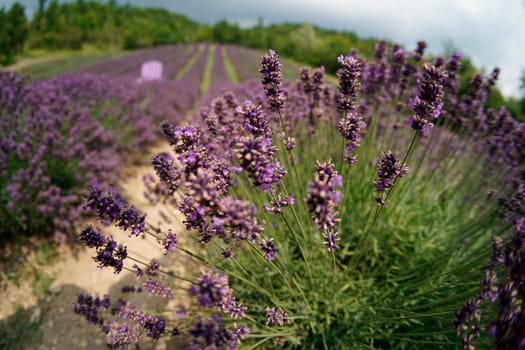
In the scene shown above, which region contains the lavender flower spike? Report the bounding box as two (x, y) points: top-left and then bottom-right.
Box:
(336, 54), (363, 112)
(374, 151), (409, 206)
(260, 49), (285, 111)
(307, 161), (342, 250)
(407, 63), (447, 135)
(337, 112), (367, 165)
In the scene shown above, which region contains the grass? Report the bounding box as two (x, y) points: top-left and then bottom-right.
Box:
(200, 44), (216, 96)
(0, 306), (43, 350)
(173, 45), (204, 81)
(222, 46), (240, 84)
(9, 46), (128, 81)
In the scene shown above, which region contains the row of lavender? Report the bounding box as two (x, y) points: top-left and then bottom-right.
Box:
(0, 71), (184, 242)
(83, 44), (261, 112)
(0, 43), (267, 243)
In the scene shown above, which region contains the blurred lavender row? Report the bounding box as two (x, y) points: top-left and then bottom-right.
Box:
(224, 44), (261, 82)
(0, 71), (182, 242)
(84, 45), (182, 77)
(0, 43), (274, 242)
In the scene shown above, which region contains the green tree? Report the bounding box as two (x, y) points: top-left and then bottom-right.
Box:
(520, 69), (525, 116)
(0, 8), (13, 64)
(6, 2), (28, 55)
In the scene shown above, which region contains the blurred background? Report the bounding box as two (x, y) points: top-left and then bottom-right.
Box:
(1, 0), (524, 120)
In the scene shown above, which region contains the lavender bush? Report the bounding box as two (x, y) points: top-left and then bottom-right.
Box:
(0, 70), (181, 242)
(75, 42), (524, 349)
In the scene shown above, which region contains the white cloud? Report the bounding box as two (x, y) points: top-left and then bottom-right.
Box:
(281, 0), (525, 97)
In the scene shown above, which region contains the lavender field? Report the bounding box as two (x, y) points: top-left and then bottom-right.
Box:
(1, 36), (525, 350)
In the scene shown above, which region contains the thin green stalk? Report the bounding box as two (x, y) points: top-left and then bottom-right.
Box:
(277, 108), (305, 197)
(126, 255), (193, 283)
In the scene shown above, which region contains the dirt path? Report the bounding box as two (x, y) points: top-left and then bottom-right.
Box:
(1, 143), (191, 350)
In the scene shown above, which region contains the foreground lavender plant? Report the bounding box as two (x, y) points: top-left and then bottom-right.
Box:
(72, 42), (523, 349)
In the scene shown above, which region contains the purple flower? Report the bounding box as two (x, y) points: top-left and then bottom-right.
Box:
(73, 294), (111, 326)
(283, 136), (296, 150)
(222, 248), (233, 259)
(260, 49), (285, 111)
(259, 237), (279, 261)
(336, 54), (363, 112)
(117, 205), (145, 237)
(216, 196), (264, 242)
(237, 100), (272, 138)
(85, 181), (126, 226)
(224, 301), (247, 319)
(190, 269), (234, 309)
(116, 302), (166, 340)
(84, 181), (145, 236)
(188, 314), (249, 350)
(413, 40), (427, 61)
(145, 259), (160, 277)
(263, 194), (295, 215)
(323, 230), (340, 252)
(142, 279), (173, 298)
(306, 161), (342, 232)
(162, 230), (177, 255)
(103, 321), (141, 348)
(236, 136), (287, 192)
(77, 225), (106, 248)
(337, 112), (367, 164)
(374, 151), (409, 206)
(407, 63), (447, 135)
(152, 152), (181, 194)
(517, 217), (525, 233)
(94, 236), (128, 273)
(265, 306), (288, 326)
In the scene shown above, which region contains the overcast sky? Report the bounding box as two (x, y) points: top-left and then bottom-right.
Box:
(4, 0), (525, 97)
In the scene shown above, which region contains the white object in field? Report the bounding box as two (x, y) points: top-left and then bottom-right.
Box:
(138, 60), (163, 82)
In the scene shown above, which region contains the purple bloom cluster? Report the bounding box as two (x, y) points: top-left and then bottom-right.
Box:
(85, 181), (145, 237)
(103, 321), (141, 349)
(263, 193), (295, 215)
(374, 151), (409, 206)
(297, 66), (326, 124)
(259, 237), (279, 261)
(407, 63), (447, 135)
(190, 269), (246, 319)
(323, 230), (340, 252)
(336, 54), (363, 112)
(235, 136), (287, 192)
(337, 112), (367, 165)
(456, 176), (525, 349)
(151, 152), (181, 197)
(72, 294), (111, 326)
(259, 49), (285, 111)
(188, 314), (250, 350)
(265, 306), (288, 326)
(412, 40), (428, 62)
(306, 161), (342, 248)
(142, 279), (173, 298)
(238, 100), (272, 138)
(116, 302), (167, 340)
(162, 229), (177, 255)
(77, 225), (127, 273)
(77, 225), (106, 248)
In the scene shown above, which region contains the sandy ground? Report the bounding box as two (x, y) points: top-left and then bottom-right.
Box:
(1, 143), (193, 350)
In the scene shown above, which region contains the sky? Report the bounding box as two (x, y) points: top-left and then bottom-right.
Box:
(4, 0), (525, 98)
